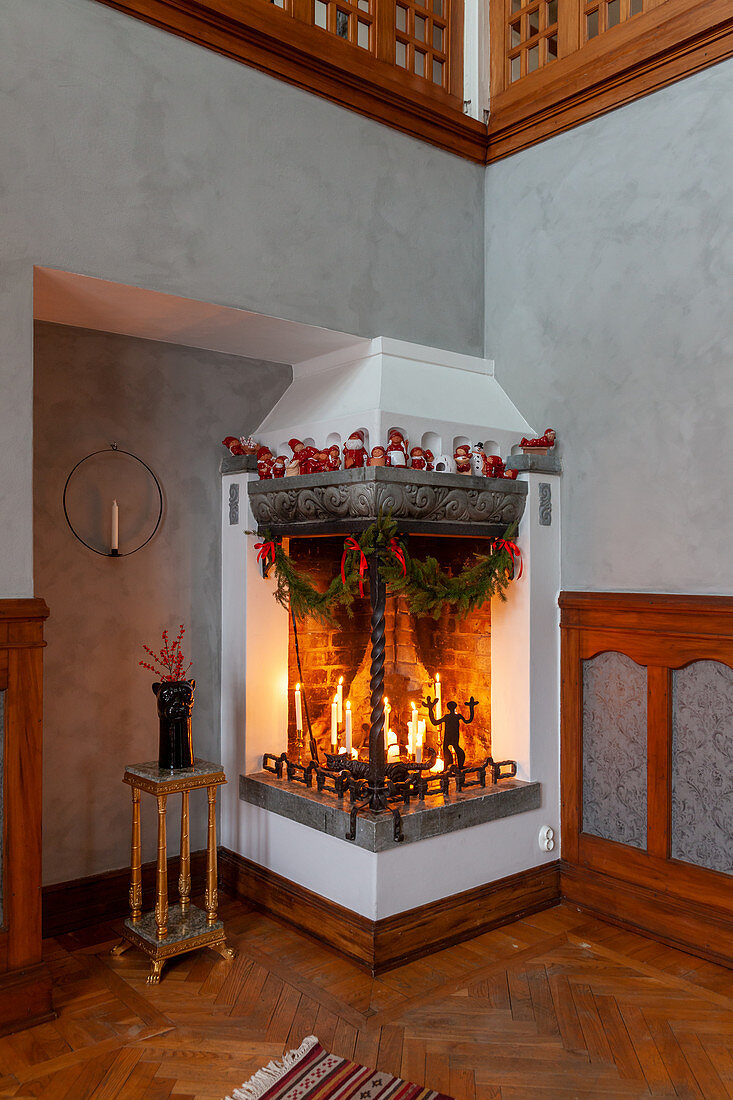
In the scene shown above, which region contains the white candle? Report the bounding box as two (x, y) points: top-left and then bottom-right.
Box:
(345, 700), (352, 753)
(416, 719), (426, 763)
(111, 499), (119, 552)
(435, 673), (442, 720)
(294, 683), (303, 732)
(387, 728), (400, 762)
(384, 697), (391, 730)
(337, 677), (344, 725)
(408, 702), (417, 757)
(331, 696), (338, 750)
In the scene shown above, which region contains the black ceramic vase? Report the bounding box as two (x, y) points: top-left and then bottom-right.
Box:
(152, 679), (195, 770)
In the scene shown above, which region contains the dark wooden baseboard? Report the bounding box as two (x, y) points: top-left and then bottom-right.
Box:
(0, 964), (55, 1037)
(42, 850), (206, 938)
(561, 862), (733, 970)
(219, 847), (561, 973)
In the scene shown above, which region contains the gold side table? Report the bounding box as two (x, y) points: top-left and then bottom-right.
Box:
(111, 760), (234, 983)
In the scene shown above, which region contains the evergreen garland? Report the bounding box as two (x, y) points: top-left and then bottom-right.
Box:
(250, 513), (519, 623)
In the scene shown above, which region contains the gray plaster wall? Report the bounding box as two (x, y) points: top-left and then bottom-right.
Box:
(2, 0), (484, 597)
(34, 322), (291, 883)
(484, 60), (733, 593)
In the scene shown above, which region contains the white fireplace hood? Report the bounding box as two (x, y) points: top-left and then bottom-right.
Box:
(254, 337), (533, 459)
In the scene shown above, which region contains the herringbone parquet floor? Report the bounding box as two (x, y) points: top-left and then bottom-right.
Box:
(1, 897), (732, 1099)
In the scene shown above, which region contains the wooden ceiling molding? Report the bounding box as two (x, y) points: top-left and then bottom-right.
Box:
(92, 0), (733, 162)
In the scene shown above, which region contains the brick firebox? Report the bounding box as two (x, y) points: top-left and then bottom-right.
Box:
(286, 535), (492, 764)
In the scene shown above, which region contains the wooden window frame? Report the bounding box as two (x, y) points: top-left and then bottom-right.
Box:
(488, 0), (733, 162)
(94, 0), (733, 162)
(92, 0), (486, 162)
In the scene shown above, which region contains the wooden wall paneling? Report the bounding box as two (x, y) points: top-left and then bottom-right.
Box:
(0, 599), (54, 1035)
(646, 665), (671, 859)
(560, 624), (581, 863)
(560, 591), (733, 969)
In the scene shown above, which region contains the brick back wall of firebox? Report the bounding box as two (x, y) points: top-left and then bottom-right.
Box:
(287, 536), (492, 763)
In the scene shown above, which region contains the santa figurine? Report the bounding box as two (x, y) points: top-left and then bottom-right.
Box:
(368, 445), (387, 467)
(256, 446), (274, 480)
(271, 455), (287, 478)
(484, 454), (505, 478)
(309, 449), (329, 474)
(343, 430), (368, 469)
(327, 445), (341, 472)
(289, 438), (318, 475)
(519, 428), (556, 452)
(410, 446), (427, 471)
(386, 430), (409, 467)
(222, 436), (245, 456)
(454, 445), (473, 474)
(424, 449), (435, 472)
(503, 467), (518, 480)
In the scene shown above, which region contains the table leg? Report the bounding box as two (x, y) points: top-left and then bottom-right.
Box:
(155, 793), (168, 940)
(205, 785), (218, 925)
(128, 786), (143, 922)
(179, 790), (191, 915)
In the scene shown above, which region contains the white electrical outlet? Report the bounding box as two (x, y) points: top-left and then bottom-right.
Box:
(539, 825), (555, 852)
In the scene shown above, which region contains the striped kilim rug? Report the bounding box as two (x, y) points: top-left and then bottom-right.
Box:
(227, 1035), (454, 1100)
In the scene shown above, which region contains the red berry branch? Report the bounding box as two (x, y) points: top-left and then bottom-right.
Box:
(140, 625), (193, 682)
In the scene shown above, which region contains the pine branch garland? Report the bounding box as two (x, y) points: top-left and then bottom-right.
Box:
(249, 514), (519, 623)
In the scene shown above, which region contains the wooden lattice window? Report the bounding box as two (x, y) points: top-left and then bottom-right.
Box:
(395, 0), (450, 89)
(313, 0), (375, 51)
(583, 0), (644, 41)
(506, 0), (558, 83)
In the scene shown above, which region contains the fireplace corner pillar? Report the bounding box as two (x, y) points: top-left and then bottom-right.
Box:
(490, 461), (561, 788)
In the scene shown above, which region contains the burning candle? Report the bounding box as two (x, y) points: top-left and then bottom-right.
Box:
(345, 700), (352, 753)
(111, 499), (119, 553)
(331, 696), (338, 750)
(430, 755), (444, 774)
(384, 697), (391, 731)
(337, 676), (344, 725)
(434, 673), (442, 720)
(408, 702), (418, 757)
(294, 683), (303, 732)
(416, 718), (426, 763)
(387, 728), (400, 762)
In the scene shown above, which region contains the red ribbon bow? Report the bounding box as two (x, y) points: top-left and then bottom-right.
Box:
(254, 541), (277, 564)
(493, 538), (523, 579)
(389, 538), (407, 576)
(341, 536), (368, 596)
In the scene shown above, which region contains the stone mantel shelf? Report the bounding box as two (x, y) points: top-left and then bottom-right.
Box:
(241, 771), (541, 851)
(246, 466), (528, 539)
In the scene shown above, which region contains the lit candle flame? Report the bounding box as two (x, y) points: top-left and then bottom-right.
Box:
(430, 756), (444, 773)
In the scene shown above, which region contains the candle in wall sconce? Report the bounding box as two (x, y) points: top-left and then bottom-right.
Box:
(294, 683), (303, 733)
(345, 700), (352, 754)
(331, 695), (338, 751)
(434, 673), (442, 719)
(110, 499), (119, 555)
(336, 676), (344, 725)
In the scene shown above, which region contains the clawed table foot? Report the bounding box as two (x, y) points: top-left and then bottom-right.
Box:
(147, 959), (165, 984)
(210, 940), (235, 963)
(110, 939), (132, 957)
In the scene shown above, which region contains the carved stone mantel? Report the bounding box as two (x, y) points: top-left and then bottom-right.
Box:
(247, 466), (527, 538)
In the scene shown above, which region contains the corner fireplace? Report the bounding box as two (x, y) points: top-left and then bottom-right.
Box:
(219, 337), (562, 935)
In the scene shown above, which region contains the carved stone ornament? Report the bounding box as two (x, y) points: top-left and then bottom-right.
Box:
(248, 466), (527, 538)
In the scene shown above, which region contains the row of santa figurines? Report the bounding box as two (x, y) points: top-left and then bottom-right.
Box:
(223, 428), (556, 480)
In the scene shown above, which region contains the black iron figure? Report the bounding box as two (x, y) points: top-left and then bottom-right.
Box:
(423, 694), (479, 769)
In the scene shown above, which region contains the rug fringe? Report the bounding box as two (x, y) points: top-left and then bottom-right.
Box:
(226, 1035), (319, 1100)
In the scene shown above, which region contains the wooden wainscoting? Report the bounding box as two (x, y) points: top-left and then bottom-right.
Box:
(219, 847), (561, 973)
(560, 592), (733, 968)
(0, 598), (54, 1037)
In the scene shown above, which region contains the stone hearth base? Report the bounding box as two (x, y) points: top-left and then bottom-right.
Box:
(240, 770), (541, 851)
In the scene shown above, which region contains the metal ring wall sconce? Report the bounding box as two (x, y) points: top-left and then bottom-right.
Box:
(63, 443), (163, 557)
